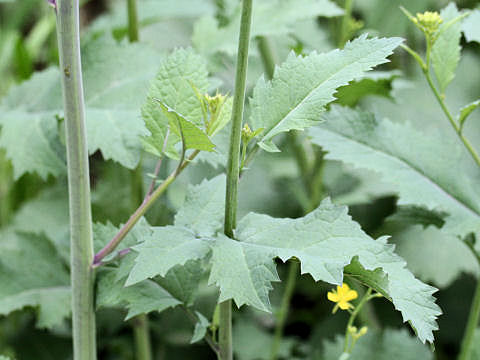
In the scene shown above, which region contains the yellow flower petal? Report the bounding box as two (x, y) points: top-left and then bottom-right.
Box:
(327, 291), (339, 302)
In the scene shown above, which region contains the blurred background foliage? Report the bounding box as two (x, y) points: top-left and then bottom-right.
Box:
(0, 0), (479, 359)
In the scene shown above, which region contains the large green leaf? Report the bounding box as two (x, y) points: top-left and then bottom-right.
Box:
(0, 230), (71, 328)
(431, 3), (462, 94)
(192, 0), (343, 55)
(249, 35), (403, 152)
(0, 36), (160, 178)
(308, 105), (480, 239)
(126, 175), (440, 343)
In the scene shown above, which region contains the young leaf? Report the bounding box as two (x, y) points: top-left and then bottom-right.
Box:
(462, 9), (480, 43)
(431, 3), (462, 94)
(249, 35), (403, 152)
(0, 230), (71, 328)
(142, 48), (209, 158)
(190, 311), (210, 344)
(193, 0), (343, 55)
(157, 101), (215, 152)
(458, 99), (480, 131)
(309, 105), (480, 239)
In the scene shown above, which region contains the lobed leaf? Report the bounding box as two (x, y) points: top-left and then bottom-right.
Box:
(431, 3), (463, 94)
(309, 105), (480, 239)
(249, 35), (403, 152)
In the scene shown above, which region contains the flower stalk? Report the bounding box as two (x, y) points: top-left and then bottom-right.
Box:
(221, 0), (253, 359)
(53, 0), (96, 358)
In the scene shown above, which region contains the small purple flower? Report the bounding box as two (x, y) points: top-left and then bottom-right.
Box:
(47, 0), (56, 9)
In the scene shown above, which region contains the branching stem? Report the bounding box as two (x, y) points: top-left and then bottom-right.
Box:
(92, 150), (199, 267)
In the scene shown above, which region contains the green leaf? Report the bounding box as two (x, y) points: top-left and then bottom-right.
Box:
(208, 234), (279, 312)
(462, 9), (480, 43)
(309, 105), (480, 239)
(471, 328), (480, 360)
(234, 199), (440, 343)
(431, 3), (462, 94)
(126, 226), (210, 286)
(192, 0), (343, 55)
(157, 101), (215, 152)
(0, 230), (71, 328)
(321, 329), (433, 360)
(249, 35), (403, 152)
(0, 36), (161, 178)
(174, 174), (226, 236)
(334, 70), (402, 107)
(0, 68), (65, 179)
(142, 48), (209, 158)
(11, 185), (70, 262)
(96, 269), (180, 320)
(459, 99), (480, 130)
(190, 311), (209, 344)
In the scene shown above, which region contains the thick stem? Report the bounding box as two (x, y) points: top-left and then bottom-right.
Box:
(339, 0), (353, 47)
(127, 0), (139, 42)
(458, 278), (480, 360)
(221, 1), (253, 359)
(54, 1), (96, 359)
(132, 314), (153, 360)
(270, 261), (298, 360)
(93, 150), (199, 266)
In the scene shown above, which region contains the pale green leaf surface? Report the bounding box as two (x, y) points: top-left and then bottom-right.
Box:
(385, 223), (479, 288)
(235, 199), (440, 343)
(471, 328), (480, 360)
(126, 226), (210, 286)
(11, 185), (70, 262)
(250, 35), (403, 152)
(174, 174), (226, 236)
(208, 234), (279, 311)
(142, 48), (209, 158)
(309, 105), (480, 238)
(321, 329), (433, 360)
(431, 3), (462, 93)
(462, 9), (480, 43)
(0, 36), (159, 177)
(192, 0), (343, 55)
(96, 270), (180, 320)
(0, 230), (71, 328)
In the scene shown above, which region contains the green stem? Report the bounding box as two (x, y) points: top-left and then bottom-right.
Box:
(132, 314), (153, 360)
(423, 70), (480, 167)
(54, 1), (96, 359)
(221, 1), (253, 359)
(340, 0), (353, 47)
(343, 288), (373, 353)
(458, 278), (480, 360)
(257, 36), (276, 80)
(270, 261), (298, 360)
(127, 0), (139, 42)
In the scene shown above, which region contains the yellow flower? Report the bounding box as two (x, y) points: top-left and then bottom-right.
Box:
(327, 283), (358, 313)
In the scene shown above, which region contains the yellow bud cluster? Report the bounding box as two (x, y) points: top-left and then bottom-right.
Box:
(413, 11), (443, 35)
